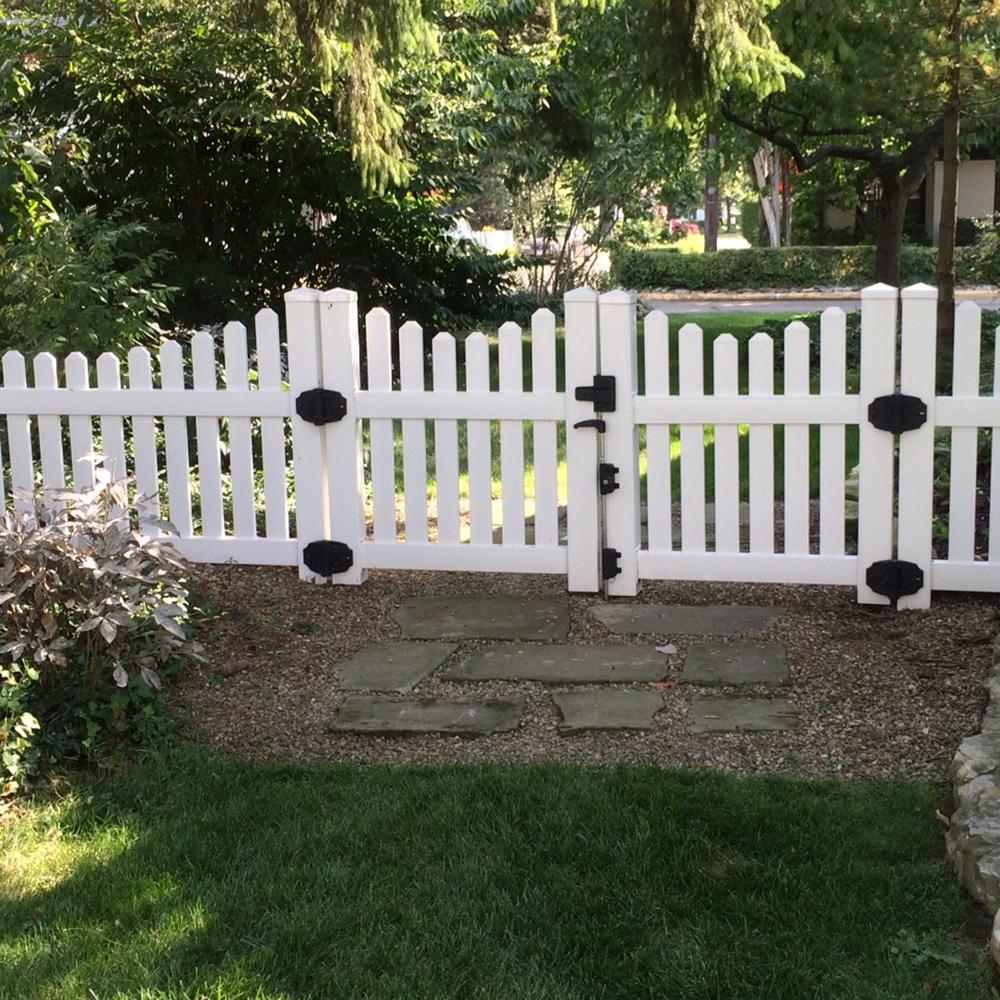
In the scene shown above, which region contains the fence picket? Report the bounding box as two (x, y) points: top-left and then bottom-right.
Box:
(321, 289), (367, 583)
(365, 308), (397, 543)
(160, 339), (193, 538)
(564, 289), (601, 590)
(224, 322), (256, 539)
(644, 311), (672, 552)
(678, 323), (706, 553)
(96, 354), (127, 491)
(819, 308), (846, 557)
(34, 353), (65, 498)
(783, 322), (810, 555)
(498, 321), (526, 546)
(712, 334), (740, 554)
(856, 284), (898, 604)
(399, 320), (428, 544)
(65, 353), (95, 491)
(3, 352), (34, 515)
(947, 302), (981, 563)
(432, 332), (460, 545)
(530, 309), (559, 549)
(192, 331), (224, 538)
(600, 290), (640, 595)
(127, 346), (161, 533)
(254, 308), (289, 541)
(991, 325), (1000, 564)
(285, 288), (329, 581)
(465, 331), (493, 546)
(896, 284), (937, 610)
(748, 333), (775, 554)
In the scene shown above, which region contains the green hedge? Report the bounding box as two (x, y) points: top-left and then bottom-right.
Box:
(611, 244), (985, 291)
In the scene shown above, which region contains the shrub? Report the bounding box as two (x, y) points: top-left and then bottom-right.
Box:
(740, 198), (765, 247)
(0, 463), (202, 797)
(610, 244), (991, 291)
(0, 206), (176, 357)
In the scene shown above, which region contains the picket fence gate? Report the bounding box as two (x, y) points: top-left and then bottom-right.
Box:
(1, 283), (998, 609)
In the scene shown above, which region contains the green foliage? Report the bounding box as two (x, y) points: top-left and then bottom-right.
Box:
(3, 0), (503, 332)
(0, 468), (202, 797)
(0, 208), (176, 357)
(963, 226), (1000, 286)
(611, 243), (987, 290)
(740, 197), (765, 246)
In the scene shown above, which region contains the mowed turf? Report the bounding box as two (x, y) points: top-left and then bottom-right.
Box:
(1, 749), (991, 1000)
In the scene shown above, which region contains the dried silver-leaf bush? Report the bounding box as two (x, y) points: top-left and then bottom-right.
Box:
(0, 459), (203, 797)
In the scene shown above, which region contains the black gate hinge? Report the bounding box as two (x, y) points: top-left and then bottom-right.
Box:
(868, 393), (927, 435)
(575, 374), (616, 413)
(602, 547), (621, 580)
(599, 462), (619, 495)
(303, 540), (354, 576)
(296, 387), (347, 425)
(866, 559), (924, 601)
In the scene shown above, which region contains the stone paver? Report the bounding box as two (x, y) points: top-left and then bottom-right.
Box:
(441, 644), (669, 684)
(591, 604), (782, 636)
(553, 690), (665, 734)
(329, 696), (525, 735)
(688, 696), (801, 733)
(393, 595), (568, 640)
(335, 641), (457, 692)
(681, 641), (788, 686)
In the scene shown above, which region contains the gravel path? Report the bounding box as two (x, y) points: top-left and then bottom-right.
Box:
(180, 565), (999, 781)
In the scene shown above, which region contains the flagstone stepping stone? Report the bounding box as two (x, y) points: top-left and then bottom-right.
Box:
(591, 604), (782, 636)
(688, 696), (801, 734)
(335, 641), (458, 692)
(441, 644), (669, 684)
(393, 595), (568, 641)
(329, 695), (525, 736)
(681, 641), (789, 686)
(553, 690), (665, 734)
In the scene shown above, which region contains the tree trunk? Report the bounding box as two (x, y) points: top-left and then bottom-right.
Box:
(704, 132), (719, 252)
(873, 175), (907, 286)
(781, 156), (792, 246)
(749, 145), (780, 247)
(936, 4), (962, 367)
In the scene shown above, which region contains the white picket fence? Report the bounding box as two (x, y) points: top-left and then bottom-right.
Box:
(1, 283), (997, 608)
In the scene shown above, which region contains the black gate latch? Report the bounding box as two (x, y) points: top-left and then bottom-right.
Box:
(575, 374), (616, 413)
(303, 540), (354, 576)
(296, 388), (347, 425)
(599, 463), (619, 495)
(866, 559), (923, 601)
(602, 547), (621, 580)
(868, 393), (927, 435)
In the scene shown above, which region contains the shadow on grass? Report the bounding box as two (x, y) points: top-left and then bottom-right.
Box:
(1, 749), (991, 1000)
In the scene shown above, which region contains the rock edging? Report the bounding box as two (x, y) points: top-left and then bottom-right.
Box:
(947, 635), (1000, 963)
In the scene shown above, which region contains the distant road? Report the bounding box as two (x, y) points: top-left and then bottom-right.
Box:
(643, 289), (1000, 315)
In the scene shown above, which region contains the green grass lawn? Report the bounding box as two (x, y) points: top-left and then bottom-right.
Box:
(1, 749), (991, 1000)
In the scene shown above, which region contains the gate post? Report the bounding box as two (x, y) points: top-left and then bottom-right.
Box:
(285, 288), (330, 582)
(856, 283), (898, 604)
(895, 283), (937, 609)
(565, 287), (602, 592)
(599, 290), (641, 597)
(319, 289), (368, 585)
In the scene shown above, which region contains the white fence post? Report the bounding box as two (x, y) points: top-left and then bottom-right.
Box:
(856, 283), (898, 604)
(599, 290), (641, 596)
(320, 289), (368, 585)
(564, 287), (601, 592)
(896, 283), (938, 609)
(285, 287), (330, 582)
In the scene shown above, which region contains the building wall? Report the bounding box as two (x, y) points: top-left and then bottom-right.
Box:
(925, 159), (997, 244)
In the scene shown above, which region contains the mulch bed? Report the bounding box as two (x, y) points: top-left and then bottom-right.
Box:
(179, 564), (999, 781)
